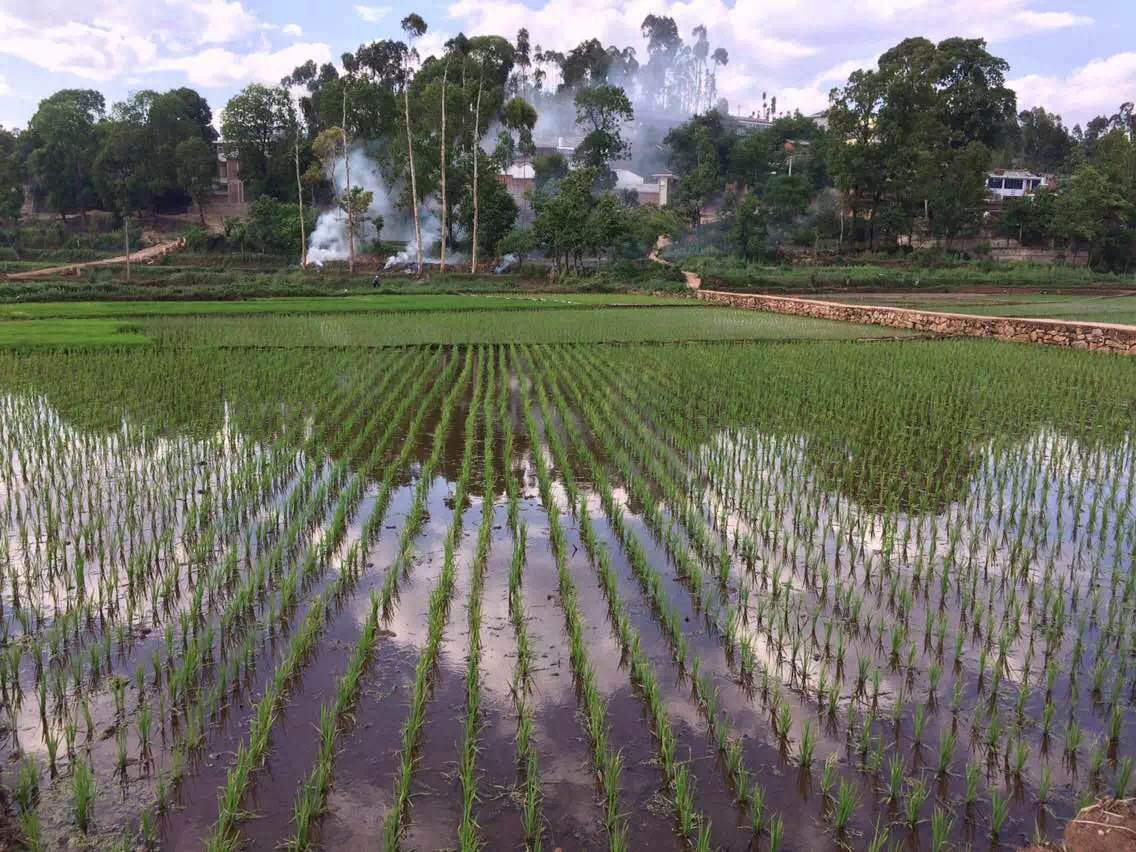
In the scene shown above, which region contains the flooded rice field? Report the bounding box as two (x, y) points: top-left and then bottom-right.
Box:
(0, 339), (1135, 850)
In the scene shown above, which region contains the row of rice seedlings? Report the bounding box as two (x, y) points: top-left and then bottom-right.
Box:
(2, 350), (383, 713)
(499, 347), (545, 852)
(524, 345), (791, 844)
(458, 350), (498, 851)
(35, 351), (435, 843)
(516, 347), (724, 846)
(567, 345), (1000, 840)
(383, 347), (483, 849)
(565, 343), (1068, 843)
(201, 350), (465, 850)
(0, 359), (395, 845)
(586, 343), (1136, 845)
(514, 348), (629, 851)
(267, 351), (475, 850)
(27, 351), (399, 718)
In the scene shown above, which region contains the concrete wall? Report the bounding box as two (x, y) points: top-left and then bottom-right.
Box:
(696, 289), (1136, 354)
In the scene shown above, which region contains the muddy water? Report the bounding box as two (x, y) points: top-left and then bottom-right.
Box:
(451, 500), (527, 845)
(516, 467), (683, 848)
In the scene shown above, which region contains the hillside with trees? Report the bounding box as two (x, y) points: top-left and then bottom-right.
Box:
(0, 21), (1133, 275)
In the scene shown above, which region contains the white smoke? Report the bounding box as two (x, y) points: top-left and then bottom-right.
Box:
(306, 147), (440, 266)
(383, 206), (445, 269)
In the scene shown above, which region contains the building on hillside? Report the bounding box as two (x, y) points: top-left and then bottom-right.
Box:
(499, 162), (536, 224)
(654, 173), (677, 207)
(724, 113), (776, 134)
(986, 169), (1049, 200)
(497, 164), (677, 219)
(532, 136), (582, 159)
(614, 169), (659, 205)
(215, 144), (245, 205)
(806, 110), (830, 130)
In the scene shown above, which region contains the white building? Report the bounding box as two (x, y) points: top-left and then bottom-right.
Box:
(987, 170), (1049, 199)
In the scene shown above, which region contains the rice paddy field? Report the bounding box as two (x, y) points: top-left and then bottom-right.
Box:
(1, 298), (1135, 852)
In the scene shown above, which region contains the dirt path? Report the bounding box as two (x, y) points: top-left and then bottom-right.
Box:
(4, 239), (185, 281)
(647, 236), (701, 289)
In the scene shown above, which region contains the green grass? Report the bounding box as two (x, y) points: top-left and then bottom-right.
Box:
(0, 292), (693, 321)
(0, 319), (151, 347)
(819, 293), (1136, 326)
(140, 306), (913, 347)
(681, 256), (1136, 292)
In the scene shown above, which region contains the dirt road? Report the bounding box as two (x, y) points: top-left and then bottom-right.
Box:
(4, 239), (185, 281)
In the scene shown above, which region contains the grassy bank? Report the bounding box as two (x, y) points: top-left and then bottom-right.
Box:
(683, 257), (1135, 293)
(0, 292), (692, 321)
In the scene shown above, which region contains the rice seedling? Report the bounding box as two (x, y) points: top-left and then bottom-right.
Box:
(831, 780), (857, 836)
(72, 758), (96, 833)
(989, 789), (1010, 838)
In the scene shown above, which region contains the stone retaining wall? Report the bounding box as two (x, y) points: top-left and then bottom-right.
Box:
(696, 289), (1136, 354)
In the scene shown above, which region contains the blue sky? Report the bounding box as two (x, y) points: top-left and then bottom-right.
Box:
(1, 0), (1133, 130)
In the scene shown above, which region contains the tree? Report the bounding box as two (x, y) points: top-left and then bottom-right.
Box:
(514, 28), (532, 97)
(827, 37), (1015, 250)
(26, 89), (105, 222)
(668, 121), (720, 224)
(573, 85), (634, 188)
(1016, 107), (1073, 174)
(175, 137), (217, 225)
(1053, 165), (1131, 265)
(117, 87), (217, 207)
(532, 167), (596, 272)
(997, 189), (1057, 246)
(457, 164), (517, 257)
(764, 174), (812, 223)
(342, 185), (376, 248)
(502, 97), (538, 163)
(93, 123), (149, 279)
(729, 194), (768, 260)
(0, 128), (25, 228)
(922, 142), (991, 246)
(498, 226), (535, 262)
(401, 13), (428, 275)
(533, 152), (568, 191)
(220, 84), (293, 197)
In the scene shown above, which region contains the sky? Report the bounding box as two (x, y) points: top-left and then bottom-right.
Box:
(1, 0), (1134, 132)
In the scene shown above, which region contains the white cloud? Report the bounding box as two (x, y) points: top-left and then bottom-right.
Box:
(354, 5), (390, 23)
(1012, 10), (1092, 31)
(1011, 52), (1136, 125)
(282, 23), (303, 36)
(190, 0), (258, 44)
(153, 41), (332, 88)
(441, 0), (1093, 116)
(0, 13), (159, 81)
(0, 76), (9, 97)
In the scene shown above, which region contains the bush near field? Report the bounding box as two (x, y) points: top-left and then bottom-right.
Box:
(0, 258), (689, 303)
(679, 254), (1135, 293)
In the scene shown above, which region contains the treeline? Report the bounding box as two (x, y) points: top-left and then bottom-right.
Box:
(0, 13), (725, 270)
(3, 27), (1133, 272)
(662, 37), (1136, 270)
(0, 88), (218, 227)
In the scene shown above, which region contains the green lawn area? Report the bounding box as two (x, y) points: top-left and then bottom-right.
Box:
(0, 319), (152, 347)
(816, 292), (1136, 326)
(142, 306), (912, 347)
(0, 292), (692, 321)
